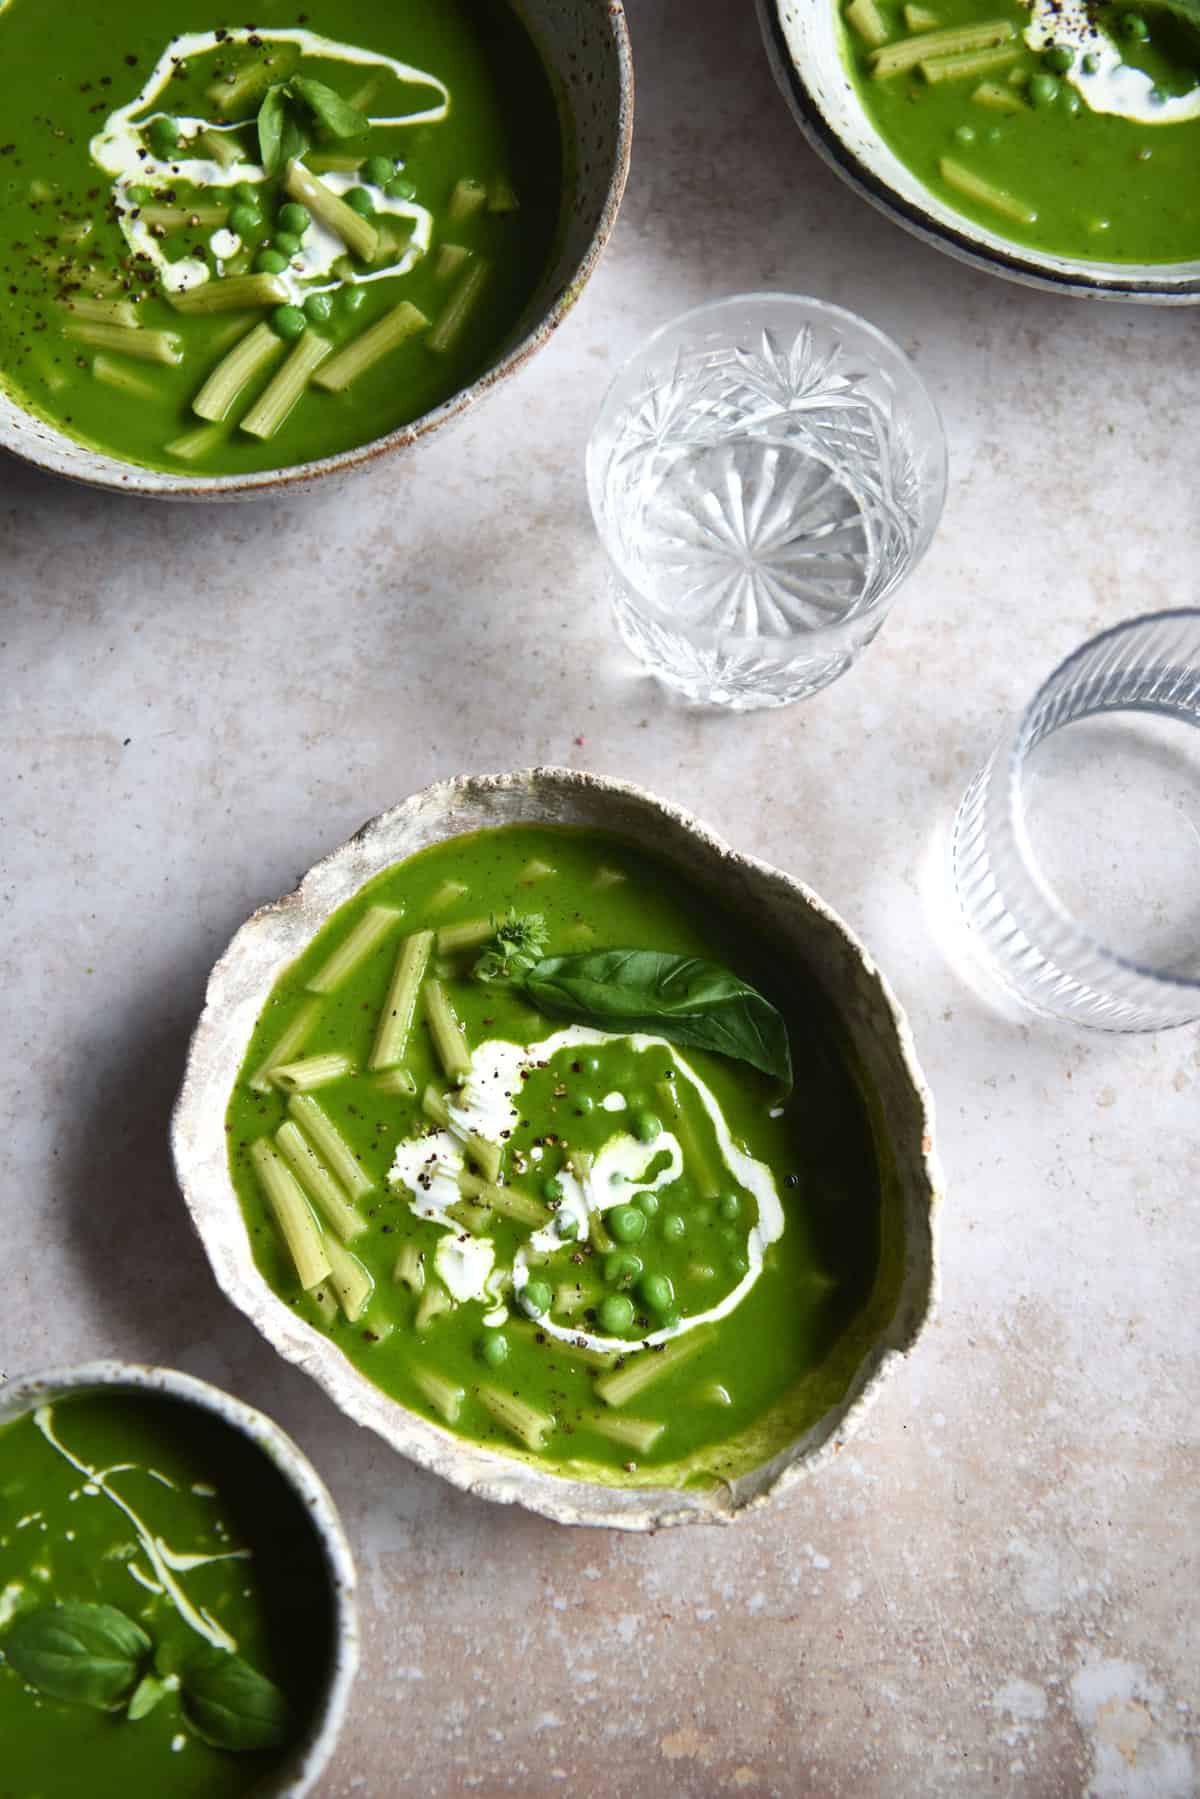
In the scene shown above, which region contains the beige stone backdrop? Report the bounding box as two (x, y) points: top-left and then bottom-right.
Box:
(1, 0), (1197, 1793)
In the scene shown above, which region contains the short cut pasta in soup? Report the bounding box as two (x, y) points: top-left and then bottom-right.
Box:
(226, 825), (905, 1489)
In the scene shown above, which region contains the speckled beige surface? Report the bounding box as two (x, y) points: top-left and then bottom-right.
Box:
(2, 1), (1198, 1794)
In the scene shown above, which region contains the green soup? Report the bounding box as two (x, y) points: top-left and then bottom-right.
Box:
(0, 1), (561, 474)
(842, 0), (1200, 262)
(225, 825), (905, 1489)
(0, 1391), (335, 1799)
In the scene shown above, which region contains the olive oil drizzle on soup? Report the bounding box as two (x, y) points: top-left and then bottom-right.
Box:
(842, 0), (1200, 263)
(226, 827), (895, 1489)
(0, 0), (561, 473)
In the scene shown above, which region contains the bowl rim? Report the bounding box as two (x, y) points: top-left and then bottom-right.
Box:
(0, 0), (635, 500)
(756, 0), (1200, 305)
(0, 1358), (359, 1797)
(171, 766), (943, 1531)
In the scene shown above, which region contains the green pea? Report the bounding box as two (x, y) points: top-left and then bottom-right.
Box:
(364, 154), (397, 188)
(277, 202), (310, 236)
(479, 1331), (508, 1367)
(254, 248), (287, 274)
(604, 1251), (642, 1288)
(1121, 11), (1149, 39)
(635, 1191), (659, 1218)
(343, 186), (374, 217)
(598, 1294), (635, 1335)
(1061, 88), (1082, 115)
(339, 285), (367, 315)
(985, 125), (1003, 144)
(609, 1205), (646, 1245)
(229, 204), (263, 241)
(575, 1094), (594, 1116)
(662, 1308), (681, 1330)
(542, 1175), (564, 1202)
(640, 1272), (674, 1315)
(303, 292), (334, 324)
(385, 173), (417, 201)
(148, 116), (179, 156)
(661, 1212), (686, 1242)
(717, 1192), (741, 1222)
(127, 183), (152, 206)
(730, 1253), (749, 1276)
(952, 123), (977, 146)
(581, 1055), (601, 1076)
(632, 1109), (661, 1145)
(273, 230), (302, 258)
(1028, 72), (1060, 106)
(1043, 44), (1073, 72)
(271, 304), (307, 341)
(233, 181), (259, 205)
(555, 1212), (579, 1243)
(520, 1280), (552, 1319)
(1082, 51), (1100, 73)
(720, 1226), (738, 1247)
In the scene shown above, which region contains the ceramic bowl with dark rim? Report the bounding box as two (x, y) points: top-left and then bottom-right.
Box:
(171, 767), (942, 1531)
(0, 1), (633, 500)
(757, 0), (1200, 303)
(0, 1360), (358, 1797)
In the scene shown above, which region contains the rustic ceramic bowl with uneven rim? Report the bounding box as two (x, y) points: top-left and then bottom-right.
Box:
(757, 0), (1200, 303)
(0, 1360), (358, 1797)
(172, 769), (942, 1530)
(0, 1), (633, 500)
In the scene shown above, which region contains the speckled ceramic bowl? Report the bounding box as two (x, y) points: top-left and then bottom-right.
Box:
(0, 1360), (358, 1796)
(757, 0), (1200, 302)
(171, 769), (941, 1530)
(0, 1), (633, 499)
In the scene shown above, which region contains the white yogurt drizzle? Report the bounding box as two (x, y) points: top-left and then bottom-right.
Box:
(32, 1405), (249, 1653)
(1027, 0), (1200, 124)
(388, 1025), (786, 1353)
(88, 30), (450, 294)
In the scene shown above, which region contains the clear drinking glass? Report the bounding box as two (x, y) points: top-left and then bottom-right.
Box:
(586, 293), (947, 710)
(951, 610), (1200, 1031)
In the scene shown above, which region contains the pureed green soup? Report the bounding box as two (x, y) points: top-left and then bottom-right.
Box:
(0, 1391), (334, 1798)
(226, 825), (903, 1489)
(0, 0), (561, 474)
(842, 0), (1200, 262)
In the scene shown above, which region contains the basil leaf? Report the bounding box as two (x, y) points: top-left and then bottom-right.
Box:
(257, 82), (288, 177)
(4, 1602), (151, 1710)
(521, 951), (793, 1086)
(289, 75), (369, 140)
(180, 1646), (291, 1754)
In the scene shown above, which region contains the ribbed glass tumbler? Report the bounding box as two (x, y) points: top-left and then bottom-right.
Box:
(951, 610), (1200, 1031)
(587, 294), (947, 710)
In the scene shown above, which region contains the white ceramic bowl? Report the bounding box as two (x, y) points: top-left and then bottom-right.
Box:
(757, 0), (1200, 303)
(0, 1360), (358, 1796)
(172, 768), (942, 1530)
(0, 1), (633, 499)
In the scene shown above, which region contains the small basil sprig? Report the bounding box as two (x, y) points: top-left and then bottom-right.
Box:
(179, 1645), (292, 1753)
(473, 911), (549, 984)
(257, 76), (368, 178)
(519, 948), (792, 1087)
(3, 1602), (152, 1710)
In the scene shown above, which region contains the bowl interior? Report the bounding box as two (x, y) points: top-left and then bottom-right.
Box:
(759, 0), (1200, 301)
(172, 769), (939, 1529)
(0, 1361), (358, 1799)
(0, 0), (633, 498)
